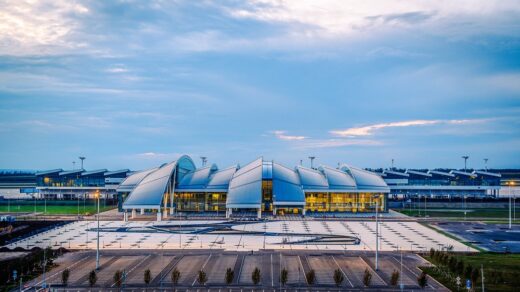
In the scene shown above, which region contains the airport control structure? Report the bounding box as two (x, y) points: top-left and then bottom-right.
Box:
(119, 156), (389, 220)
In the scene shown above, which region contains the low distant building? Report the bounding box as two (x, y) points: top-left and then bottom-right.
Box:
(377, 168), (501, 199)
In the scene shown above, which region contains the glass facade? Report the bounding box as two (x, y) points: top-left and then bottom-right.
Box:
(261, 180), (273, 211)
(305, 192), (386, 212)
(175, 192), (227, 212)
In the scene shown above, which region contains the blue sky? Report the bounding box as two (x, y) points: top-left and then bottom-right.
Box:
(0, 0), (519, 171)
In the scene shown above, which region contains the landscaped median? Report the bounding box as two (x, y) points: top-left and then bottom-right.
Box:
(420, 249), (520, 291)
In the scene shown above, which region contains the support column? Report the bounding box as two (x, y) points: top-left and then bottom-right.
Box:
(131, 209), (136, 219)
(273, 208), (277, 216)
(140, 208), (144, 215)
(123, 212), (128, 222)
(170, 207), (174, 215)
(257, 208), (262, 219)
(226, 208), (232, 219)
(163, 208), (168, 219)
(157, 211), (162, 222)
(302, 208), (306, 216)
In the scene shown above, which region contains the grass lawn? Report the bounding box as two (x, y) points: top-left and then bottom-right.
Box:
(422, 253), (520, 291)
(0, 201), (115, 215)
(394, 208), (519, 221)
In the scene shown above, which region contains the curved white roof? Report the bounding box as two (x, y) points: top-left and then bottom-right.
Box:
(295, 166), (329, 190)
(122, 155), (195, 209)
(226, 158), (263, 208)
(319, 165), (357, 190)
(177, 164), (218, 190)
(272, 162), (305, 206)
(117, 168), (158, 192)
(207, 165), (238, 190)
(340, 164), (389, 192)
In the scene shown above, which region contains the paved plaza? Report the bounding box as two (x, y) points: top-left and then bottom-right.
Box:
(7, 219), (472, 252)
(26, 250), (448, 290)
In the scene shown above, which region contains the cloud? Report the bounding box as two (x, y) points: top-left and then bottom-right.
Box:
(0, 0), (89, 55)
(272, 130), (307, 140)
(228, 0), (520, 39)
(294, 138), (382, 149)
(106, 66), (128, 73)
(330, 119), (483, 137)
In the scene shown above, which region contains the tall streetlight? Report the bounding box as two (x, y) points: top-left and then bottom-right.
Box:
(200, 156), (207, 167)
(79, 156), (86, 169)
(308, 156), (316, 169)
(484, 158), (489, 171)
(95, 190), (100, 270)
(374, 194), (381, 270)
(509, 181), (515, 229)
(462, 156), (469, 172)
(72, 161), (76, 170)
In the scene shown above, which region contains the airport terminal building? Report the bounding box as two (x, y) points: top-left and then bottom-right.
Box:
(119, 156), (389, 220)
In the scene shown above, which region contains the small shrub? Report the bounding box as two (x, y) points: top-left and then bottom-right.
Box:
(334, 268), (344, 287)
(390, 270), (399, 286)
(418, 271), (428, 289)
(113, 270), (123, 288)
(88, 270), (97, 287)
(144, 269), (151, 285)
(363, 268), (372, 287)
(252, 267), (261, 285)
(280, 268), (288, 286)
(197, 270), (207, 285)
(225, 268), (234, 284)
(171, 268), (180, 286)
(61, 269), (70, 286)
(306, 269), (316, 285)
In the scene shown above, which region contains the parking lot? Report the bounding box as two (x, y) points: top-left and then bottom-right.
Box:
(433, 221), (520, 252)
(26, 250), (447, 290)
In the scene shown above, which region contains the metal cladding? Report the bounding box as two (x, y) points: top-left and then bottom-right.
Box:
(226, 158), (263, 209)
(340, 164), (390, 192)
(121, 155), (389, 210)
(117, 167), (158, 192)
(122, 155), (195, 209)
(271, 162), (305, 206)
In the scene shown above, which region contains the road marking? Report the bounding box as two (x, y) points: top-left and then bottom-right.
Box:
(331, 256), (354, 288)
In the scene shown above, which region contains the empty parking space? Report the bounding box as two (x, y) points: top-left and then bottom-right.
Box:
(280, 255), (304, 285)
(206, 254), (237, 284)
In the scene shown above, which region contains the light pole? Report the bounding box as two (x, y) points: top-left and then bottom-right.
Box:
(95, 190), (100, 270)
(308, 156), (316, 169)
(462, 155), (469, 172)
(374, 194), (380, 271)
(79, 156), (86, 169)
(509, 182), (514, 229)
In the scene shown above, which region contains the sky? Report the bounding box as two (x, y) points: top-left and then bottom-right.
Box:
(0, 0), (519, 171)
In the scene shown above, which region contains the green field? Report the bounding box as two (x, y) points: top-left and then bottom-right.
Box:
(394, 208), (519, 221)
(0, 201), (116, 215)
(423, 253), (520, 291)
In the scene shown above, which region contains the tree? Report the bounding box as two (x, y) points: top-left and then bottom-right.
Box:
(306, 269), (316, 285)
(114, 270), (123, 288)
(390, 270), (399, 286)
(465, 265), (473, 278)
(144, 269), (151, 286)
(429, 248), (435, 258)
(225, 268), (234, 285)
(471, 267), (479, 287)
(448, 256), (457, 272)
(61, 268), (70, 286)
(334, 269), (344, 287)
(456, 260), (464, 275)
(198, 270), (207, 285)
(252, 267), (261, 285)
(363, 268), (372, 287)
(418, 271), (428, 289)
(280, 268), (288, 286)
(171, 268), (180, 286)
(88, 270), (97, 287)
